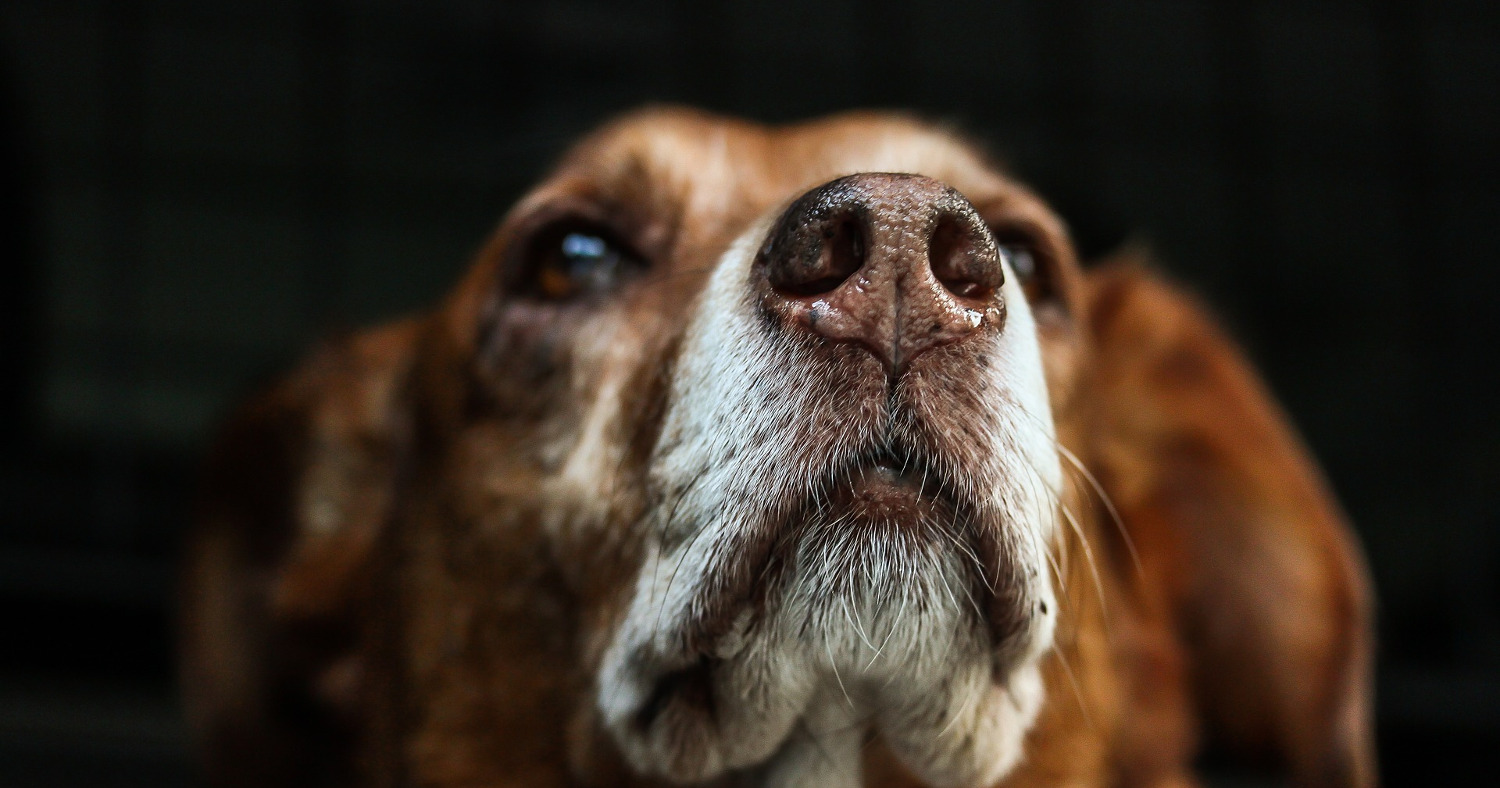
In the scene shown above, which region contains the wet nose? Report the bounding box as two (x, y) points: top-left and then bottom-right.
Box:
(755, 173), (1006, 374)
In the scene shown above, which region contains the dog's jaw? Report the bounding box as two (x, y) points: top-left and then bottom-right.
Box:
(596, 217), (1063, 787)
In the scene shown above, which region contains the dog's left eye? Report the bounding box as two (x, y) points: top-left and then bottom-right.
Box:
(516, 221), (643, 301)
(1001, 244), (1036, 282)
(999, 242), (1050, 303)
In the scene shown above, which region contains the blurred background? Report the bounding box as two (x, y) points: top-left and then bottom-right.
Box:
(0, 0), (1496, 785)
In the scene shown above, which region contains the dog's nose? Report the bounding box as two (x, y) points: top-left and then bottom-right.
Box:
(755, 173), (1005, 374)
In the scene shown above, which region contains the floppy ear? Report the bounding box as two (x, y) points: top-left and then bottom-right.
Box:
(179, 319), (419, 787)
(1083, 258), (1376, 787)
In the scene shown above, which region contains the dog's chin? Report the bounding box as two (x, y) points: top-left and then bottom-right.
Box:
(769, 458), (984, 673)
(597, 462), (1052, 788)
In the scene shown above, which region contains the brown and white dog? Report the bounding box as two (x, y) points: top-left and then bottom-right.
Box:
(180, 108), (1376, 788)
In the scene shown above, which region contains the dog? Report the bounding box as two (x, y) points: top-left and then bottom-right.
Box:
(180, 107), (1376, 788)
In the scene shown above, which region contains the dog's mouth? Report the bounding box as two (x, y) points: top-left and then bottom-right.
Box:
(823, 447), (952, 523)
(674, 440), (987, 646)
(778, 444), (988, 604)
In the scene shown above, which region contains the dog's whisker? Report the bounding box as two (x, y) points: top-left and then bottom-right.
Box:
(842, 595), (877, 657)
(1009, 400), (1145, 588)
(1059, 502), (1110, 626)
(1050, 635), (1096, 733)
(1055, 442), (1143, 582)
(826, 634), (855, 710)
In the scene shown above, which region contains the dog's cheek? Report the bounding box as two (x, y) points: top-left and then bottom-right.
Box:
(532, 309), (685, 617)
(475, 303), (583, 420)
(1035, 315), (1087, 418)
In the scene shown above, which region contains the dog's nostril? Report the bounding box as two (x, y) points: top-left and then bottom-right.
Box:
(929, 215), (1003, 302)
(769, 214), (866, 298)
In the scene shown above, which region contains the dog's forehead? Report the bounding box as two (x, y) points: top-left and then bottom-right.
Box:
(552, 108), (1015, 230)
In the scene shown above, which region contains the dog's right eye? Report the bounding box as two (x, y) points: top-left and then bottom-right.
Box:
(513, 220), (644, 301)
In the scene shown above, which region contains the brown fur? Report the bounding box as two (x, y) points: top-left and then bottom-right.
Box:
(181, 108), (1375, 787)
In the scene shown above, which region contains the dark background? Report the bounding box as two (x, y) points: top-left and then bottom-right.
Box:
(1, 0), (1496, 785)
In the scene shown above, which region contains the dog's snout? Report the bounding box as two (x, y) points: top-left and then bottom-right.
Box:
(756, 173), (1005, 374)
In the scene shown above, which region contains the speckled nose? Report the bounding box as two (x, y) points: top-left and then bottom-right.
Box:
(755, 173), (1006, 374)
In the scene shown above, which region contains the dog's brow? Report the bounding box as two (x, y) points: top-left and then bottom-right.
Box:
(561, 112), (1015, 239)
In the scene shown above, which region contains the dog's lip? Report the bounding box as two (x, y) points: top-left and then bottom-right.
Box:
(856, 457), (917, 485)
(675, 447), (975, 655)
(824, 449), (950, 520)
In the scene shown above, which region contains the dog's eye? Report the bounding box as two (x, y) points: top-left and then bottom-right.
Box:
(998, 241), (1056, 305)
(515, 221), (643, 301)
(1001, 244), (1037, 283)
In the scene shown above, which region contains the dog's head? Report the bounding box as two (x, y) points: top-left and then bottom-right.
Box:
(416, 108), (1088, 784)
(184, 107), (1375, 788)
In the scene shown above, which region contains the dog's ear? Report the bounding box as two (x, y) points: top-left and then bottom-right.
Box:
(1083, 257), (1376, 787)
(179, 319), (418, 787)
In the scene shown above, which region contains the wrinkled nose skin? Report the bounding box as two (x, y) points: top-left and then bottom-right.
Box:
(755, 173), (1007, 375)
